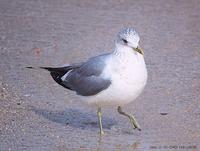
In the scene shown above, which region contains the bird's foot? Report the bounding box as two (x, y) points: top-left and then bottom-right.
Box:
(128, 115), (141, 131)
(117, 106), (141, 131)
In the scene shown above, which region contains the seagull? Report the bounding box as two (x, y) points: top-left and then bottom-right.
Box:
(28, 27), (147, 135)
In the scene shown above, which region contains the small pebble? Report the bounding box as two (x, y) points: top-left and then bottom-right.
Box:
(160, 113), (168, 115)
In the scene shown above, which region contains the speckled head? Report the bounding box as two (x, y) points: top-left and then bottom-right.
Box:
(116, 27), (143, 55)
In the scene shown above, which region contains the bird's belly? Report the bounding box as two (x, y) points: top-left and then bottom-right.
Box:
(86, 63), (147, 107)
(108, 72), (146, 105)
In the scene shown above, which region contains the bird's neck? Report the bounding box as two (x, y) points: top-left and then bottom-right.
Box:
(113, 43), (136, 57)
(113, 43), (145, 64)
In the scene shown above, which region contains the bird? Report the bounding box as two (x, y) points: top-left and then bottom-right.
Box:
(27, 27), (148, 135)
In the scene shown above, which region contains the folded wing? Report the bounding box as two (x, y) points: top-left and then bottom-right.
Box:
(42, 55), (111, 96)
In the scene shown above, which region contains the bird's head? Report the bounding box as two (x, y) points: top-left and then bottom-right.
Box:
(116, 27), (144, 55)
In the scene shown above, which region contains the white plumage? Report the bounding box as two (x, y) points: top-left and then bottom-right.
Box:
(85, 42), (147, 106)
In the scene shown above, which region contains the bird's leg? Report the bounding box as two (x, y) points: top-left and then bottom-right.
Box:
(117, 106), (141, 131)
(97, 107), (104, 135)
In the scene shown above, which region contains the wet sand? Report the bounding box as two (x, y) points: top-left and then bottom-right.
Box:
(0, 0), (200, 150)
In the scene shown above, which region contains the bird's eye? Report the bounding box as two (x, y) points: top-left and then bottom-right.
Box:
(122, 39), (128, 44)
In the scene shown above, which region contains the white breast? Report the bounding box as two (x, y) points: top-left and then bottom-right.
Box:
(86, 50), (148, 107)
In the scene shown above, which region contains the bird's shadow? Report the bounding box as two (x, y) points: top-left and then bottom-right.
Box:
(31, 106), (117, 130)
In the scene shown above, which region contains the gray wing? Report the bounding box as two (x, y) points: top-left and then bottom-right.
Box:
(62, 55), (111, 96)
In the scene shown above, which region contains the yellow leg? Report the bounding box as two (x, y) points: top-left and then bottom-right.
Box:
(97, 107), (104, 135)
(117, 106), (141, 131)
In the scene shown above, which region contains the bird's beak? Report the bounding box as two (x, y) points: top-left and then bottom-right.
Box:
(133, 46), (144, 55)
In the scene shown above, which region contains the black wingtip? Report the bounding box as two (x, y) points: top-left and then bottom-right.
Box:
(39, 67), (54, 71)
(26, 66), (50, 70)
(26, 66), (52, 70)
(26, 66), (35, 69)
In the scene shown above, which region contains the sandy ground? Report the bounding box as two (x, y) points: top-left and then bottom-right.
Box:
(0, 0), (200, 150)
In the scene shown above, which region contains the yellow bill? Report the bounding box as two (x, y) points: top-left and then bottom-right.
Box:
(133, 46), (144, 55)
